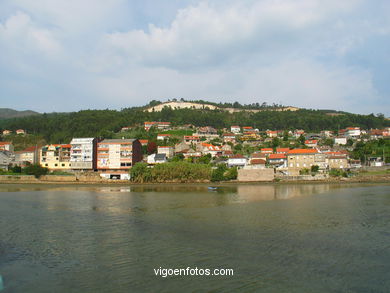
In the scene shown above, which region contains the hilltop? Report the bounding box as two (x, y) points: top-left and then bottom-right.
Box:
(145, 100), (299, 113)
(0, 108), (40, 120)
(0, 100), (388, 144)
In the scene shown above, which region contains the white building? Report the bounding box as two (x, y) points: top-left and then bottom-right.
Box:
(227, 154), (247, 167)
(334, 137), (347, 145)
(157, 146), (174, 158)
(230, 126), (241, 134)
(70, 138), (97, 170)
(346, 127), (361, 138)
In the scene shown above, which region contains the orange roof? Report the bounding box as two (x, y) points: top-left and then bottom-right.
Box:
(305, 140), (318, 144)
(139, 139), (148, 143)
(0, 141), (11, 145)
(261, 148), (273, 152)
(243, 126), (253, 129)
(184, 136), (200, 139)
(287, 149), (318, 154)
(230, 154), (245, 159)
(158, 134), (171, 136)
(250, 159), (266, 164)
(231, 125), (240, 128)
(251, 153), (266, 158)
(223, 133), (235, 136)
(269, 154), (286, 159)
(276, 148), (289, 153)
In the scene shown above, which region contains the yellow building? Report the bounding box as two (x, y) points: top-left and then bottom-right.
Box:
(40, 144), (71, 170)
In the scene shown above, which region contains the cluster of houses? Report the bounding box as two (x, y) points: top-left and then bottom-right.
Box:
(0, 123), (388, 179)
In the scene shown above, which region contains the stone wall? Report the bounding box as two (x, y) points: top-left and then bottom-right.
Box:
(237, 169), (275, 182)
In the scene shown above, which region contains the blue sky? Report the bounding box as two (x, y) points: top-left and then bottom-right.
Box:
(0, 0), (389, 115)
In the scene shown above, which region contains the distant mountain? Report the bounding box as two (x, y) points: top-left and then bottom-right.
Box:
(0, 108), (40, 120)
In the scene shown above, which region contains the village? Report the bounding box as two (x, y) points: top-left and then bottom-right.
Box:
(0, 123), (389, 182)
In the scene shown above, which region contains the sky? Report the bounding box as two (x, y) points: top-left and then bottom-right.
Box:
(0, 0), (389, 115)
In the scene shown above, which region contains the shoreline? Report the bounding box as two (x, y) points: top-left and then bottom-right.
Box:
(0, 175), (389, 186)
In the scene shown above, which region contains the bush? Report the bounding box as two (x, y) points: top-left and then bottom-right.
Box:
(224, 166), (238, 180)
(130, 161), (212, 183)
(299, 168), (310, 175)
(23, 164), (49, 178)
(211, 165), (227, 182)
(311, 165), (319, 173)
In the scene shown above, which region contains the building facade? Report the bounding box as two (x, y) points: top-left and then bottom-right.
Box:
(40, 144), (71, 170)
(70, 138), (98, 171)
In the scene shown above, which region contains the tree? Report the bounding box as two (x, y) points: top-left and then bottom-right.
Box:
(147, 141), (157, 154)
(311, 165), (319, 173)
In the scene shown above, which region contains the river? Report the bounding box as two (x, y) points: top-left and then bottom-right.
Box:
(0, 183), (389, 292)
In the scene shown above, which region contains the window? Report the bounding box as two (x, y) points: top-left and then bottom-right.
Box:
(55, 164), (58, 167)
(62, 164), (65, 167)
(45, 164), (48, 167)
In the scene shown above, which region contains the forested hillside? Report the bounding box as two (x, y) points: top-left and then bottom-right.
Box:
(0, 105), (388, 143)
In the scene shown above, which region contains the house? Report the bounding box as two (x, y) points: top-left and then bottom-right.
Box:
(0, 142), (14, 152)
(14, 146), (39, 167)
(139, 139), (149, 146)
(70, 138), (98, 171)
(16, 129), (25, 135)
(196, 126), (218, 136)
(276, 148), (289, 154)
(345, 127), (361, 138)
(147, 153), (167, 164)
(181, 148), (202, 158)
(144, 121), (171, 131)
(305, 139), (318, 147)
(293, 129), (305, 138)
(250, 152), (267, 160)
(245, 158), (266, 169)
(2, 130), (12, 136)
(40, 144), (72, 170)
(260, 148), (273, 155)
(268, 153), (287, 168)
(321, 130), (333, 137)
(0, 151), (13, 170)
(231, 126), (241, 134)
(266, 130), (278, 138)
(334, 137), (347, 145)
(175, 142), (190, 153)
(97, 139), (142, 180)
(157, 146), (174, 158)
(184, 136), (200, 144)
(157, 134), (171, 141)
(121, 126), (132, 132)
(227, 154), (247, 168)
(221, 144), (232, 151)
(286, 149), (325, 175)
(325, 152), (348, 169)
(222, 133), (236, 143)
(197, 143), (222, 157)
(243, 126), (254, 132)
(222, 150), (234, 157)
(241, 132), (260, 141)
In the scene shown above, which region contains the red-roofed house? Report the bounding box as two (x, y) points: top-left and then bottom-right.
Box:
(139, 139), (149, 146)
(266, 130), (278, 138)
(287, 148), (325, 175)
(198, 143), (222, 157)
(276, 148), (289, 154)
(305, 139), (318, 147)
(325, 151), (349, 169)
(0, 142), (14, 152)
(268, 153), (287, 168)
(222, 133), (236, 143)
(184, 136), (200, 144)
(231, 126), (241, 134)
(227, 154), (247, 167)
(16, 129), (25, 135)
(157, 134), (171, 140)
(260, 148), (273, 155)
(2, 130), (11, 136)
(40, 144), (71, 170)
(15, 146), (39, 166)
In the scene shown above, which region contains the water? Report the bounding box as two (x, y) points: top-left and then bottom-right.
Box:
(0, 183), (389, 292)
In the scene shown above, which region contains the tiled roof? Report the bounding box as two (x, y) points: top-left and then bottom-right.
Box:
(287, 149), (318, 154)
(269, 154), (286, 159)
(250, 159), (266, 164)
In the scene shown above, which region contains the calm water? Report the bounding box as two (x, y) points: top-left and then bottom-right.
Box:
(0, 183), (389, 293)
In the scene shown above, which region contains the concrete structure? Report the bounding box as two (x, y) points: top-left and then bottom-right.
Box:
(40, 144), (71, 170)
(97, 139), (142, 179)
(238, 168), (274, 181)
(70, 138), (97, 171)
(268, 154), (287, 168)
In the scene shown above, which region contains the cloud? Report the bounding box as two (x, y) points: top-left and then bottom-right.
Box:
(0, 0), (389, 115)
